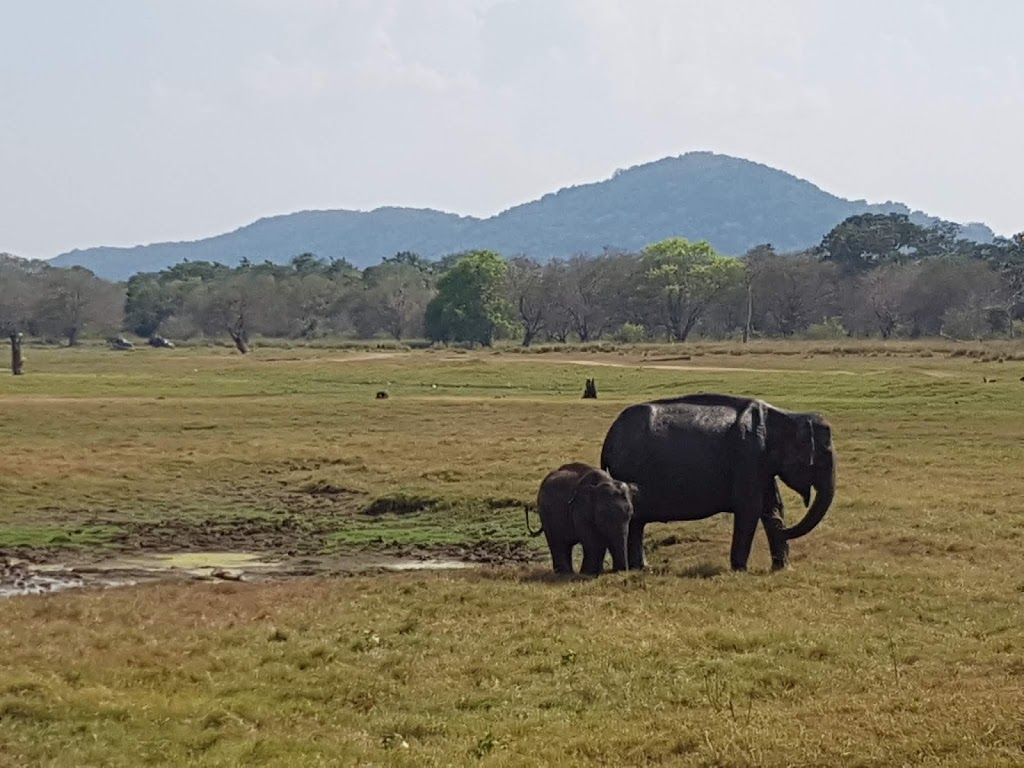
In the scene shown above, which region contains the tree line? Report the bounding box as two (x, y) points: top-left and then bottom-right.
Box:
(2, 214), (1022, 362)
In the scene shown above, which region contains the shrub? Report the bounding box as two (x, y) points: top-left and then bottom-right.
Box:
(803, 317), (847, 340)
(612, 323), (648, 344)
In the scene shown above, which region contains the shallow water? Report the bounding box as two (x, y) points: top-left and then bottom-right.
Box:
(0, 571), (136, 599)
(1, 550), (478, 598)
(383, 558), (476, 571)
(92, 551), (283, 574)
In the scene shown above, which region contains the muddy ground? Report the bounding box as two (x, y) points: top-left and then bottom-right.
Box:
(0, 510), (540, 599)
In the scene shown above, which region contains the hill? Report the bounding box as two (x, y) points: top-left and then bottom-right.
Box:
(49, 152), (995, 280)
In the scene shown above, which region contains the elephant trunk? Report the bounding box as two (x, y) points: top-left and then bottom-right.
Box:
(781, 455), (835, 540)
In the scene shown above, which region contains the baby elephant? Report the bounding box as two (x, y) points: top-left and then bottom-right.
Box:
(526, 462), (637, 576)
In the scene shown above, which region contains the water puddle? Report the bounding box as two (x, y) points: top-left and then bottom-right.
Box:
(383, 558), (476, 571)
(0, 565), (136, 599)
(90, 551), (284, 576)
(2, 550), (478, 598)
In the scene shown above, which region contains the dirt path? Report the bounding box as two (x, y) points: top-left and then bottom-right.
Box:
(263, 352), (404, 365)
(491, 355), (872, 376)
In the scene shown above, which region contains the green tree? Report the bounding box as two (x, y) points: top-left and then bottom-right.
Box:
(289, 252), (323, 276)
(124, 273), (177, 337)
(639, 238), (743, 341)
(424, 250), (513, 346)
(0, 255), (38, 338)
(123, 260), (230, 338)
(383, 251), (435, 274)
(817, 213), (928, 275)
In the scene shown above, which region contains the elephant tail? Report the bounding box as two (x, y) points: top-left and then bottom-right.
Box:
(524, 504), (544, 537)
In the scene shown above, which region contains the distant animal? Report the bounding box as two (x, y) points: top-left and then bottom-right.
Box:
(601, 393), (836, 572)
(375, 391), (389, 399)
(526, 462), (637, 575)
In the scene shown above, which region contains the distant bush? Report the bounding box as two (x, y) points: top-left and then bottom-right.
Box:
(803, 317), (847, 340)
(612, 323), (649, 344)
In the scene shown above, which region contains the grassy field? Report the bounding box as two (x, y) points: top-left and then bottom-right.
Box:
(1, 340), (1023, 766)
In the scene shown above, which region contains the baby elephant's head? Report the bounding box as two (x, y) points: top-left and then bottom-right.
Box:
(579, 470), (636, 524)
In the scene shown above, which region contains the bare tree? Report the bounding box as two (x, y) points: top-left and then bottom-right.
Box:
(741, 244), (775, 341)
(754, 252), (839, 336)
(187, 271), (277, 352)
(505, 256), (546, 346)
(353, 262), (434, 340)
(902, 258), (999, 337)
(561, 254), (625, 342)
(285, 274), (348, 339)
(537, 260), (573, 342)
(1, 259), (32, 374)
(32, 267), (124, 346)
(849, 264), (916, 338)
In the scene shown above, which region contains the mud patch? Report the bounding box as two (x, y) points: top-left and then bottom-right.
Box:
(300, 480), (365, 497)
(361, 495), (441, 516)
(110, 515), (331, 556)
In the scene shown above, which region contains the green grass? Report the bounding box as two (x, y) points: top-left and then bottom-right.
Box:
(1, 341), (1023, 766)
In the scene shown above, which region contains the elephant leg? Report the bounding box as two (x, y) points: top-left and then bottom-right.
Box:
(761, 496), (789, 571)
(607, 533), (629, 572)
(729, 514), (759, 572)
(549, 538), (574, 574)
(580, 540), (605, 576)
(626, 520), (647, 570)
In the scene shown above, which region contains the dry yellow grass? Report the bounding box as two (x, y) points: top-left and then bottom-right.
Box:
(1, 341), (1023, 766)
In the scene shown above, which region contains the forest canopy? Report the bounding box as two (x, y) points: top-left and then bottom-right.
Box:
(3, 214), (1022, 351)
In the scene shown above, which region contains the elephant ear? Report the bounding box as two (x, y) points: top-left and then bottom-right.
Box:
(802, 416), (816, 467)
(572, 480), (597, 522)
(766, 404), (807, 472)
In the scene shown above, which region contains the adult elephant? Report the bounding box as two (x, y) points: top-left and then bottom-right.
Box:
(600, 393), (836, 572)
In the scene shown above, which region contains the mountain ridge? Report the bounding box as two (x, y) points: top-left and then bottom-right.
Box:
(49, 151), (995, 280)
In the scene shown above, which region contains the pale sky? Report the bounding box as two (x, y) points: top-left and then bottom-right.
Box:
(2, 0), (1022, 260)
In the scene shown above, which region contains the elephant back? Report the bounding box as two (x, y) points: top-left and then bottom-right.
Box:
(537, 463), (597, 521)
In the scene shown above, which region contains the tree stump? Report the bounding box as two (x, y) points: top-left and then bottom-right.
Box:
(229, 324), (249, 354)
(376, 391), (389, 399)
(10, 333), (24, 376)
(582, 378), (597, 399)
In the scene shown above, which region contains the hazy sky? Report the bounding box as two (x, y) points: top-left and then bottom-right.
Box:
(2, 0), (1022, 259)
